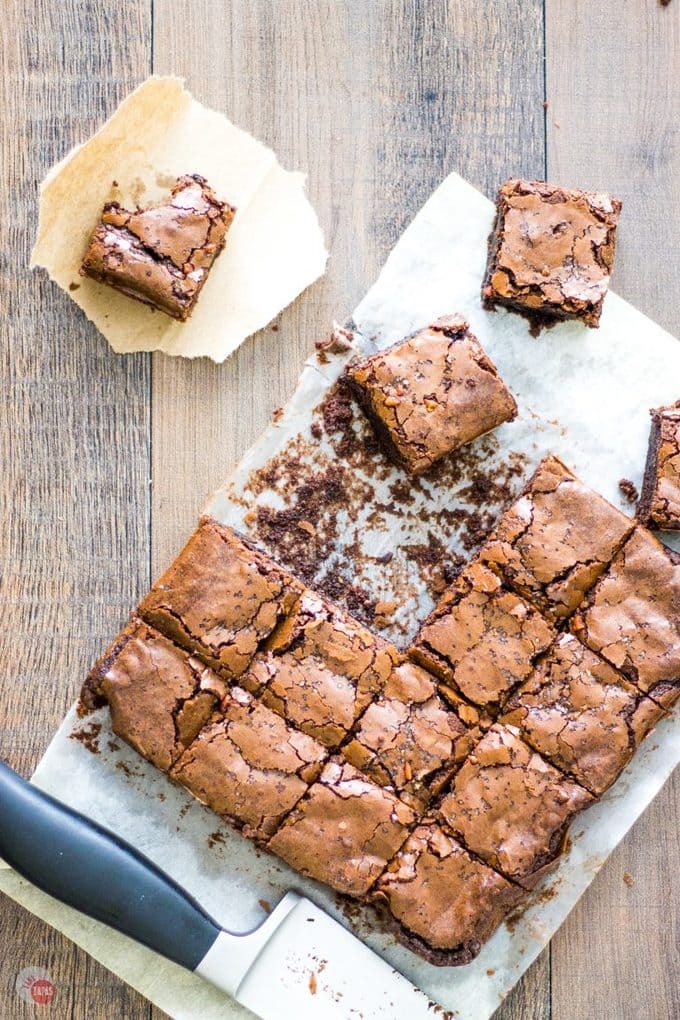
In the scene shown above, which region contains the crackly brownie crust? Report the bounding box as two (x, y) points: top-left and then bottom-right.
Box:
(341, 661), (472, 808)
(571, 528), (680, 708)
(170, 688), (327, 841)
(372, 822), (525, 966)
(410, 561), (555, 712)
(438, 724), (592, 888)
(502, 634), (666, 796)
(80, 174), (235, 321)
(637, 402), (680, 531)
(482, 178), (621, 329)
(480, 455), (634, 623)
(267, 758), (415, 897)
(242, 591), (398, 747)
(138, 518), (304, 684)
(345, 315), (517, 476)
(83, 618), (227, 772)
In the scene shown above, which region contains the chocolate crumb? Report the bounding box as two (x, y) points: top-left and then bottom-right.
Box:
(68, 281), (80, 291)
(623, 871), (635, 887)
(309, 972), (318, 995)
(207, 831), (226, 849)
(618, 478), (639, 503)
(70, 722), (102, 755)
(258, 898), (272, 914)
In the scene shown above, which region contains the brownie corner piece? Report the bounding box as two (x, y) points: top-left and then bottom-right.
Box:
(479, 454), (634, 622)
(170, 687), (327, 842)
(372, 822), (524, 965)
(80, 174), (235, 321)
(637, 401), (680, 531)
(438, 723), (593, 888)
(345, 315), (517, 476)
(267, 757), (415, 897)
(138, 518), (304, 681)
(502, 632), (667, 796)
(570, 526), (680, 707)
(483, 178), (621, 329)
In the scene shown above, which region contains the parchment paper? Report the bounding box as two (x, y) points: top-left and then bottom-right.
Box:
(3, 170), (680, 1020)
(31, 77), (328, 361)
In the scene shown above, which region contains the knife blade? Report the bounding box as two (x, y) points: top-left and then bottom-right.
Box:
(0, 761), (435, 1019)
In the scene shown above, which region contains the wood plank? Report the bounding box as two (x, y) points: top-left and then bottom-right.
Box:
(0, 1), (155, 1016)
(546, 2), (680, 1017)
(152, 3), (546, 1018)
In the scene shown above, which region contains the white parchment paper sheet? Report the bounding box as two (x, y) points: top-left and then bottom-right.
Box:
(2, 171), (680, 1020)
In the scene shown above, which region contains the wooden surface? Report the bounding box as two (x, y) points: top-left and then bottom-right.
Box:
(0, 1), (678, 1017)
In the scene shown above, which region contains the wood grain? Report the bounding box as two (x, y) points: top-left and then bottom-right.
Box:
(546, 3), (680, 1017)
(0, 1), (677, 1018)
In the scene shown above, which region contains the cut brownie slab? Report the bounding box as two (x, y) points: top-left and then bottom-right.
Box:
(373, 822), (525, 966)
(345, 315), (517, 476)
(139, 518), (304, 684)
(83, 618), (227, 772)
(241, 591), (398, 747)
(502, 634), (666, 796)
(482, 178), (621, 328)
(637, 401), (680, 531)
(438, 724), (592, 888)
(341, 661), (473, 808)
(268, 758), (415, 897)
(170, 687), (327, 842)
(480, 455), (634, 623)
(571, 528), (680, 709)
(410, 561), (555, 713)
(80, 174), (235, 321)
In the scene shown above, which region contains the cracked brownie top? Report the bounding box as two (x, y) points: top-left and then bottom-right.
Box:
(138, 517), (304, 682)
(345, 315), (517, 476)
(268, 757), (416, 897)
(502, 633), (666, 796)
(80, 174), (235, 321)
(482, 178), (621, 328)
(242, 590), (398, 747)
(479, 455), (634, 623)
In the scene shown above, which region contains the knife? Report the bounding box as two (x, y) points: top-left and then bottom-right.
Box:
(0, 761), (435, 1019)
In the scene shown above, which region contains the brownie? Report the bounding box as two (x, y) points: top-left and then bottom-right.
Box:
(267, 758), (415, 897)
(170, 687), (327, 841)
(345, 315), (517, 476)
(480, 455), (634, 623)
(502, 634), (666, 796)
(571, 528), (680, 708)
(241, 591), (398, 747)
(373, 823), (525, 966)
(82, 618), (227, 772)
(410, 561), (555, 712)
(341, 661), (472, 808)
(438, 724), (592, 888)
(138, 518), (304, 684)
(80, 174), (235, 321)
(482, 178), (621, 329)
(637, 401), (680, 531)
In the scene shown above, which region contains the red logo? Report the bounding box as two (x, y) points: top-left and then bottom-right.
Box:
(15, 967), (56, 1006)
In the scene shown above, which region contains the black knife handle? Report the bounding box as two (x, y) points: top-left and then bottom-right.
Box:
(0, 761), (220, 970)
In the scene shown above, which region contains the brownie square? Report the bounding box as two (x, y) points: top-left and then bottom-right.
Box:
(571, 528), (680, 708)
(80, 174), (235, 321)
(241, 591), (398, 747)
(341, 661), (473, 808)
(268, 759), (415, 897)
(637, 401), (680, 531)
(482, 178), (621, 328)
(373, 823), (525, 965)
(345, 315), (517, 476)
(502, 634), (666, 796)
(82, 618), (227, 772)
(480, 455), (634, 623)
(138, 518), (304, 683)
(438, 724), (592, 888)
(170, 687), (327, 842)
(410, 561), (555, 712)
